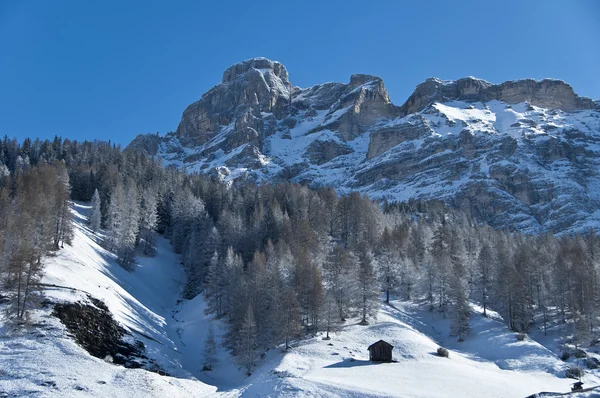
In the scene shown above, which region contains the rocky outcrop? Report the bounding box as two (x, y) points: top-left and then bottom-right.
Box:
(126, 133), (161, 156)
(176, 58), (292, 146)
(305, 139), (353, 165)
(399, 77), (598, 115)
(367, 116), (431, 159)
(324, 75), (400, 141)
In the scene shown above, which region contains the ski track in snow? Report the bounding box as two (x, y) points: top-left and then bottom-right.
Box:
(1, 203), (597, 397)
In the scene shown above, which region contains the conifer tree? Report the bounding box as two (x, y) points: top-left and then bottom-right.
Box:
(236, 304), (258, 375)
(202, 325), (218, 371)
(89, 188), (102, 232)
(356, 243), (379, 325)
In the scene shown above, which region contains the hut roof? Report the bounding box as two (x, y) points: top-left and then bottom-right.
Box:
(367, 340), (394, 350)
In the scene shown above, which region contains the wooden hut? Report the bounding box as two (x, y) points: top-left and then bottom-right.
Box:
(367, 340), (393, 362)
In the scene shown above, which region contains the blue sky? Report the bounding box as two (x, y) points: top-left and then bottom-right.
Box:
(1, 0), (599, 145)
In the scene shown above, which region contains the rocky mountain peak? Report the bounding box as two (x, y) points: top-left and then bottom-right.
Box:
(176, 58), (293, 146)
(221, 57), (290, 86)
(349, 74), (381, 87)
(400, 76), (598, 115)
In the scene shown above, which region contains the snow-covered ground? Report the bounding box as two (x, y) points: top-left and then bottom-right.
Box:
(0, 203), (596, 397)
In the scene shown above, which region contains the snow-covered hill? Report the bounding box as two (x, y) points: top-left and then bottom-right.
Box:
(1, 204), (597, 397)
(128, 58), (600, 234)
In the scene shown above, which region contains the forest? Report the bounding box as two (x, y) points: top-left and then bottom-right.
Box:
(1, 135), (599, 373)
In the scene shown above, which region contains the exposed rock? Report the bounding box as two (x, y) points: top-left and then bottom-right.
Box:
(399, 77), (597, 115)
(126, 133), (161, 156)
(305, 139), (353, 165)
(324, 75), (400, 141)
(53, 298), (143, 367)
(176, 58), (292, 146)
(225, 145), (264, 170)
(367, 116), (431, 159)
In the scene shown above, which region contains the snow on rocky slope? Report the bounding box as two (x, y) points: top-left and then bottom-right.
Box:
(128, 58), (600, 234)
(1, 203), (595, 397)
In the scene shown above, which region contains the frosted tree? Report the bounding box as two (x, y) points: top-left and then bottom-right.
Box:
(294, 249), (324, 332)
(138, 187), (158, 255)
(356, 244), (380, 325)
(89, 188), (102, 232)
(376, 229), (400, 305)
(205, 251), (226, 317)
(279, 285), (301, 350)
(51, 163), (73, 249)
(573, 313), (590, 350)
(106, 180), (139, 269)
(202, 325), (218, 371)
(321, 290), (341, 340)
(236, 304), (258, 375)
(323, 246), (356, 321)
(429, 223), (452, 312)
(475, 243), (494, 317)
(106, 180), (125, 252)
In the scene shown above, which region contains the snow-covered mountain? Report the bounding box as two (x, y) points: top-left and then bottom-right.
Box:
(128, 58), (600, 234)
(0, 204), (591, 397)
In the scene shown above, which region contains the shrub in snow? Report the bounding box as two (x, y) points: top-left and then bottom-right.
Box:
(437, 347), (449, 358)
(561, 352), (571, 361)
(591, 338), (600, 347)
(585, 358), (600, 369)
(566, 366), (583, 379)
(516, 333), (526, 341)
(575, 349), (587, 359)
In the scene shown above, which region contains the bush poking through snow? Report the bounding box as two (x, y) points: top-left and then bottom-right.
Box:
(437, 347), (449, 358)
(516, 333), (526, 341)
(575, 349), (587, 359)
(585, 358), (600, 370)
(566, 366), (583, 379)
(561, 352), (571, 361)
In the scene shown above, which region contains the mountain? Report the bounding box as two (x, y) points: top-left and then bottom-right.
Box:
(128, 57), (600, 234)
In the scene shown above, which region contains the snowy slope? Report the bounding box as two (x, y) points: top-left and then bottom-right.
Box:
(1, 203), (595, 397)
(0, 204), (228, 397)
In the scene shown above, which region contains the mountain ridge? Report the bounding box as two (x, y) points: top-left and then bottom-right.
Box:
(128, 58), (600, 234)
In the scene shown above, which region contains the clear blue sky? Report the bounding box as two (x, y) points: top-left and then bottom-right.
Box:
(1, 0), (599, 145)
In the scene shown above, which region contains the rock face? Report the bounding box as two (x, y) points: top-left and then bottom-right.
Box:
(176, 58), (293, 146)
(400, 77), (597, 115)
(128, 58), (600, 234)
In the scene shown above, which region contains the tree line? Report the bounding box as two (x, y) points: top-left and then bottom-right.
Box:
(2, 136), (600, 373)
(0, 161), (72, 320)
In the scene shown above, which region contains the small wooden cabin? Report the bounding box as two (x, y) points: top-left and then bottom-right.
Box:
(368, 340), (393, 362)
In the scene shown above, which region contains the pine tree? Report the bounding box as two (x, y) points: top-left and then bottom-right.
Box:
(89, 188), (102, 232)
(356, 244), (379, 325)
(476, 243), (494, 317)
(323, 246), (356, 321)
(236, 304), (258, 375)
(279, 285), (301, 349)
(205, 251), (225, 317)
(138, 187), (158, 255)
(202, 325), (218, 371)
(322, 290), (341, 339)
